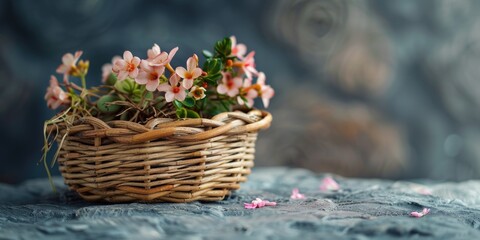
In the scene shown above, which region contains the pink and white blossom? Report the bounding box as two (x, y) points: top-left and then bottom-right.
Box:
(56, 51), (83, 82)
(240, 51), (258, 79)
(157, 74), (186, 102)
(45, 75), (70, 109)
(230, 36), (247, 59)
(244, 198), (277, 209)
(136, 60), (165, 92)
(319, 176), (340, 191)
(112, 51), (141, 81)
(148, 46), (179, 67)
(189, 86), (206, 100)
(101, 56), (121, 83)
(290, 188), (306, 199)
(147, 44), (161, 61)
(256, 72), (275, 108)
(237, 88), (258, 108)
(175, 55), (202, 89)
(410, 208), (430, 218)
(217, 72), (243, 97)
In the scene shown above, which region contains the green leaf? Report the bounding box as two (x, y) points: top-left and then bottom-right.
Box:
(139, 91), (154, 107)
(214, 37), (232, 57)
(176, 107), (187, 118)
(133, 89), (142, 96)
(144, 91), (153, 100)
(207, 103), (226, 117)
(186, 109), (201, 118)
(193, 78), (203, 86)
(220, 100), (231, 111)
(202, 72), (222, 86)
(97, 95), (121, 113)
(197, 97), (207, 108)
(114, 78), (135, 94)
(106, 73), (117, 86)
(173, 100), (183, 109)
(154, 96), (166, 110)
(208, 72), (222, 81)
(182, 97), (195, 108)
(203, 77), (217, 85)
(202, 50), (213, 58)
(203, 58), (223, 75)
(239, 95), (251, 107)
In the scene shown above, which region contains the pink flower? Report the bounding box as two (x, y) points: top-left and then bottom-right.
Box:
(157, 74), (186, 102)
(217, 72), (243, 97)
(56, 51), (83, 82)
(319, 176), (340, 191)
(148, 46), (179, 67)
(244, 198), (277, 209)
(256, 72), (274, 108)
(147, 44), (161, 61)
(290, 188), (306, 199)
(175, 55), (202, 89)
(240, 51), (258, 79)
(243, 76), (253, 88)
(230, 36), (247, 59)
(237, 88), (258, 108)
(136, 60), (165, 92)
(101, 56), (121, 83)
(410, 208), (430, 218)
(44, 75), (70, 109)
(113, 51), (141, 81)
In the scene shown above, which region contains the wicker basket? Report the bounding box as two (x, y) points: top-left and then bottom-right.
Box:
(48, 110), (271, 203)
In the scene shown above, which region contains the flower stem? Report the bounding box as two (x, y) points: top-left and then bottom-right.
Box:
(140, 88), (147, 108)
(80, 74), (87, 89)
(166, 63), (175, 74)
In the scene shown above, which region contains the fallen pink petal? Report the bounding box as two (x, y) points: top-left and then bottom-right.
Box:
(244, 203), (257, 209)
(410, 208), (430, 218)
(416, 188), (433, 195)
(406, 183), (433, 195)
(320, 176), (340, 191)
(244, 198), (277, 209)
(290, 188), (306, 199)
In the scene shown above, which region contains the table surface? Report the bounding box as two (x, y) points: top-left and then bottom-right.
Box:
(1, 167), (480, 240)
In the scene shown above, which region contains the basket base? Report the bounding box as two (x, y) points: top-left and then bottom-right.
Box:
(59, 133), (257, 203)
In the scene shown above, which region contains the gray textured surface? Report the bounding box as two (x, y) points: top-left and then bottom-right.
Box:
(1, 167), (480, 239)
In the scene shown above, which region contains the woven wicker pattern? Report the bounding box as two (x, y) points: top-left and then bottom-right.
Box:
(50, 110), (271, 203)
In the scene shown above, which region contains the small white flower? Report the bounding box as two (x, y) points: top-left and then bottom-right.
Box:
(189, 86), (206, 100)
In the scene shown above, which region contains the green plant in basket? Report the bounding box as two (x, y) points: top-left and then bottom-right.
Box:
(42, 36), (274, 194)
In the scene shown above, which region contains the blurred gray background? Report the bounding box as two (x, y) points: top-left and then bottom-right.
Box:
(1, 0), (480, 183)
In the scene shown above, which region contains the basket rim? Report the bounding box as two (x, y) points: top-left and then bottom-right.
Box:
(47, 109), (272, 144)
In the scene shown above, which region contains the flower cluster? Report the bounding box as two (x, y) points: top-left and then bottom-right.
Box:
(44, 36), (274, 122)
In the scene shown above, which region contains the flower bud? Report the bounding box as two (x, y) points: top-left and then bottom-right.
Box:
(78, 60), (90, 75)
(226, 59), (233, 67)
(193, 54), (199, 65)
